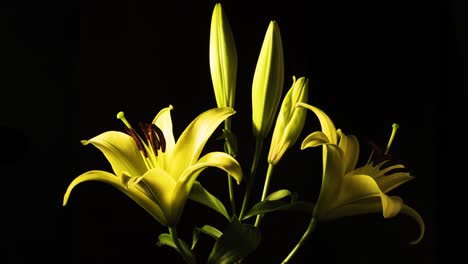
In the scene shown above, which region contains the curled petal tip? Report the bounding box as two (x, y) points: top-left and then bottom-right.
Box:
(401, 204), (425, 245)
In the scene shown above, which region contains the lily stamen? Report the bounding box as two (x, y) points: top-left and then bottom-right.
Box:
(118, 111), (167, 165)
(118, 112), (150, 157)
(140, 122), (160, 156)
(151, 124), (166, 153)
(125, 127), (148, 157)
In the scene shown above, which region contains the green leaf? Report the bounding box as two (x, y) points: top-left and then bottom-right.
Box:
(189, 181), (230, 220)
(192, 225), (223, 250)
(157, 233), (178, 251)
(158, 233), (195, 263)
(242, 200), (314, 220)
(207, 220), (261, 264)
(222, 128), (238, 157)
(265, 189), (297, 201)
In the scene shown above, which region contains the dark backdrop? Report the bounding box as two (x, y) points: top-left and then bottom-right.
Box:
(2, 0), (460, 263)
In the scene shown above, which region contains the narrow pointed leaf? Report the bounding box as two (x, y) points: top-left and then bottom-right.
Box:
(157, 233), (178, 251)
(242, 200), (314, 220)
(157, 233), (195, 262)
(207, 221), (261, 264)
(192, 225), (223, 250)
(189, 181), (230, 220)
(265, 189), (296, 201)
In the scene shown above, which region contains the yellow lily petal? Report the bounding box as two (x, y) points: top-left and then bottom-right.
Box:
(210, 3), (237, 108)
(83, 131), (147, 177)
(297, 102), (337, 144)
(313, 143), (345, 217)
(333, 175), (380, 208)
(169, 107), (235, 179)
(179, 151), (243, 186)
(336, 174), (403, 218)
(374, 163), (406, 179)
(320, 196), (383, 220)
(63, 170), (167, 225)
(381, 194), (403, 218)
(323, 196), (424, 245)
(401, 204), (425, 245)
(301, 131), (330, 149)
(152, 105), (176, 155)
(139, 168), (177, 225)
(376, 172), (415, 193)
(170, 151), (242, 225)
(337, 129), (360, 174)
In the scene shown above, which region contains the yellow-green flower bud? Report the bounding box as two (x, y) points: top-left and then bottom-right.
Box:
(210, 3), (238, 108)
(268, 76), (309, 165)
(251, 20), (284, 138)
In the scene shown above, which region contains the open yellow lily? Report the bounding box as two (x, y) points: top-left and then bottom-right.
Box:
(298, 102), (425, 244)
(63, 106), (242, 227)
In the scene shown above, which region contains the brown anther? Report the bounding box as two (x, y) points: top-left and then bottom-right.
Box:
(139, 122), (160, 156)
(125, 127), (148, 157)
(152, 124), (166, 153)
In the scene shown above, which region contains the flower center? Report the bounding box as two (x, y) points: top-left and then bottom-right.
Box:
(364, 123), (409, 175)
(117, 111), (166, 168)
(366, 123), (400, 164)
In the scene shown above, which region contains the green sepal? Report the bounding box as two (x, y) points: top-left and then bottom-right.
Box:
(189, 181), (230, 220)
(207, 220), (261, 264)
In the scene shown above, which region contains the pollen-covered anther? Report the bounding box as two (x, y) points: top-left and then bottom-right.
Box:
(117, 111), (166, 158)
(125, 127), (148, 157)
(139, 122), (159, 156)
(151, 124), (166, 153)
(138, 122), (166, 156)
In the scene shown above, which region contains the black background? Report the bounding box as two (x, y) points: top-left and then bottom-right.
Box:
(2, 0), (462, 263)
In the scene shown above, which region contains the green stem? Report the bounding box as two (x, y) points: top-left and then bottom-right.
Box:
(169, 226), (196, 264)
(227, 170), (236, 217)
(254, 163), (275, 226)
(239, 137), (264, 220)
(224, 121), (237, 217)
(281, 217), (317, 263)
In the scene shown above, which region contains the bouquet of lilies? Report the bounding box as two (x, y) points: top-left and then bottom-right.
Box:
(63, 3), (425, 263)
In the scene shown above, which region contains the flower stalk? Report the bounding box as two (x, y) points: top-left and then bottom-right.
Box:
(281, 217), (318, 263)
(239, 137), (264, 221)
(254, 163), (275, 226)
(169, 226), (196, 264)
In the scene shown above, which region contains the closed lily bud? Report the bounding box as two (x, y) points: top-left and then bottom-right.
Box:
(210, 3), (238, 108)
(252, 20), (284, 138)
(268, 76), (309, 165)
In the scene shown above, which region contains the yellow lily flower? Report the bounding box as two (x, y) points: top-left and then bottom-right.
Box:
(63, 106), (243, 227)
(298, 102), (425, 244)
(251, 20), (284, 139)
(268, 76), (309, 165)
(210, 3), (237, 109)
